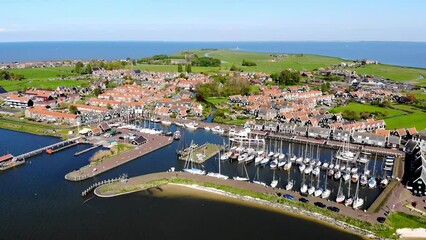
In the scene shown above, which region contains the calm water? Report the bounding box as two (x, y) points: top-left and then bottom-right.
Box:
(0, 127), (376, 239)
(1, 41), (425, 68)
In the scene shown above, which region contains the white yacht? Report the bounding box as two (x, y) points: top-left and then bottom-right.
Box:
(286, 181), (294, 191)
(300, 184), (308, 194)
(307, 186), (315, 195)
(270, 180), (278, 188)
(321, 189), (331, 199)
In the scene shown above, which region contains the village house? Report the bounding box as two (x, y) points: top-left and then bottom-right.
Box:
(24, 89), (55, 102)
(5, 94), (34, 109)
(25, 106), (77, 125)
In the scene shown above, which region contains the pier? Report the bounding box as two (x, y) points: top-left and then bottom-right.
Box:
(82, 175), (127, 197)
(14, 136), (81, 161)
(65, 133), (173, 181)
(74, 144), (101, 156)
(179, 143), (221, 163)
(267, 133), (404, 158)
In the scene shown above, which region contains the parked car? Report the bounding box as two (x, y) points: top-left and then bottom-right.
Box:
(283, 194), (294, 200)
(299, 197), (309, 203)
(377, 217), (386, 223)
(327, 206), (340, 212)
(314, 202), (326, 208)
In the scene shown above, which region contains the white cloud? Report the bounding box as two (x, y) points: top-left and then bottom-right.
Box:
(0, 28), (5, 32)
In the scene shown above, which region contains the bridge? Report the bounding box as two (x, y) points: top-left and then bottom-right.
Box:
(14, 136), (82, 161)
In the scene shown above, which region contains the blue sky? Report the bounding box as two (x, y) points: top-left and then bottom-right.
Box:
(0, 0), (425, 42)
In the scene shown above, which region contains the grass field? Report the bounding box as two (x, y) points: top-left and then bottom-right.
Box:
(0, 79), (89, 91)
(8, 66), (76, 80)
(330, 103), (406, 118)
(205, 97), (228, 105)
(133, 64), (222, 73)
(349, 64), (426, 83)
(179, 50), (344, 74)
(387, 212), (426, 230)
(0, 117), (75, 137)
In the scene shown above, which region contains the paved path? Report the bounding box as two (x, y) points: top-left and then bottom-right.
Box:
(65, 133), (173, 181)
(93, 171), (415, 224)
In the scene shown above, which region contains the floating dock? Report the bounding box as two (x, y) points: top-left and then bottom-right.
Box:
(179, 143), (220, 164)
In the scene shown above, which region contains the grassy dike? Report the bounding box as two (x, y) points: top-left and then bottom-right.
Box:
(0, 117), (76, 138)
(96, 177), (418, 239)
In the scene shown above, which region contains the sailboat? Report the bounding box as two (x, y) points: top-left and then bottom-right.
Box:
(368, 153), (377, 189)
(207, 153), (229, 180)
(336, 178), (345, 203)
(308, 175), (315, 195)
(321, 172), (331, 199)
(300, 174), (308, 194)
(253, 166), (266, 186)
(314, 172), (323, 197)
(233, 161), (250, 181)
(183, 141), (206, 175)
(352, 180), (364, 209)
(270, 170), (278, 188)
(285, 169), (293, 190)
(344, 180), (353, 207)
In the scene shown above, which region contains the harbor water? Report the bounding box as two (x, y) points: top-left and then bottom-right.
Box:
(0, 127), (375, 239)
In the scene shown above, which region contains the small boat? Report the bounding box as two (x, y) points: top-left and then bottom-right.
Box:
(161, 120), (172, 126)
(253, 180), (267, 186)
(183, 168), (206, 175)
(299, 164), (306, 172)
(314, 188), (323, 197)
(268, 152), (274, 157)
(273, 152), (280, 159)
(245, 154), (255, 164)
(322, 162), (329, 169)
(175, 122), (184, 127)
(303, 157), (311, 164)
(321, 189), (331, 199)
(295, 157), (303, 164)
(328, 163), (335, 170)
(204, 127), (211, 131)
(289, 155), (297, 162)
(345, 196), (354, 206)
(286, 181), (294, 191)
(270, 180), (278, 188)
(278, 153), (285, 160)
(327, 169), (335, 177)
(277, 160), (286, 168)
(254, 156), (263, 165)
(368, 177), (377, 189)
(360, 175), (368, 186)
(312, 167), (320, 176)
(352, 198), (364, 209)
(300, 184), (308, 194)
(380, 178), (389, 188)
(351, 168), (358, 174)
(260, 157), (270, 167)
(185, 122), (198, 130)
(351, 173), (359, 183)
(283, 161), (292, 171)
(270, 159), (278, 169)
(304, 165), (313, 174)
(237, 153), (248, 163)
(342, 172), (350, 182)
(233, 176), (250, 181)
(315, 161), (321, 167)
(308, 186), (315, 195)
(220, 152), (230, 161)
(334, 171), (342, 180)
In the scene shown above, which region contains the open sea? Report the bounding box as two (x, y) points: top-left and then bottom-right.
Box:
(0, 41), (425, 68)
(0, 125), (384, 240)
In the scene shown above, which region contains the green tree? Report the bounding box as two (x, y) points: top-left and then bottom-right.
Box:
(74, 61), (84, 74)
(320, 82), (330, 93)
(177, 64), (183, 72)
(93, 88), (102, 96)
(69, 105), (78, 114)
(185, 64), (192, 73)
(271, 69), (300, 85)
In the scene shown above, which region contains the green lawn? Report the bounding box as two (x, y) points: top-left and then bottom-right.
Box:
(0, 79), (89, 91)
(387, 212), (426, 230)
(384, 113), (426, 130)
(330, 103), (405, 118)
(134, 64), (223, 73)
(349, 64), (426, 83)
(205, 97), (228, 105)
(178, 50), (344, 74)
(8, 66), (76, 80)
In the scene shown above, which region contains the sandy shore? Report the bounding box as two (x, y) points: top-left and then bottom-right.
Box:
(396, 228), (426, 240)
(153, 183), (373, 239)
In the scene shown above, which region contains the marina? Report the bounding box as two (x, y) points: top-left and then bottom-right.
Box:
(178, 143), (221, 163)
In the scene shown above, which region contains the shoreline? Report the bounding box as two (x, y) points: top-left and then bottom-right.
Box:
(94, 172), (391, 239)
(165, 183), (372, 239)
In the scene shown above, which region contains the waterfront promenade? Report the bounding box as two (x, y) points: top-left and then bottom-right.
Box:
(65, 133), (173, 181)
(93, 171), (418, 224)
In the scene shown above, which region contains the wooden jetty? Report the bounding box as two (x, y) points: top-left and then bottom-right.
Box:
(14, 136), (81, 161)
(74, 144), (101, 156)
(267, 133), (404, 157)
(178, 143), (220, 164)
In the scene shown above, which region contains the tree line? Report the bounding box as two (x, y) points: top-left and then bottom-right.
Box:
(0, 70), (25, 80)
